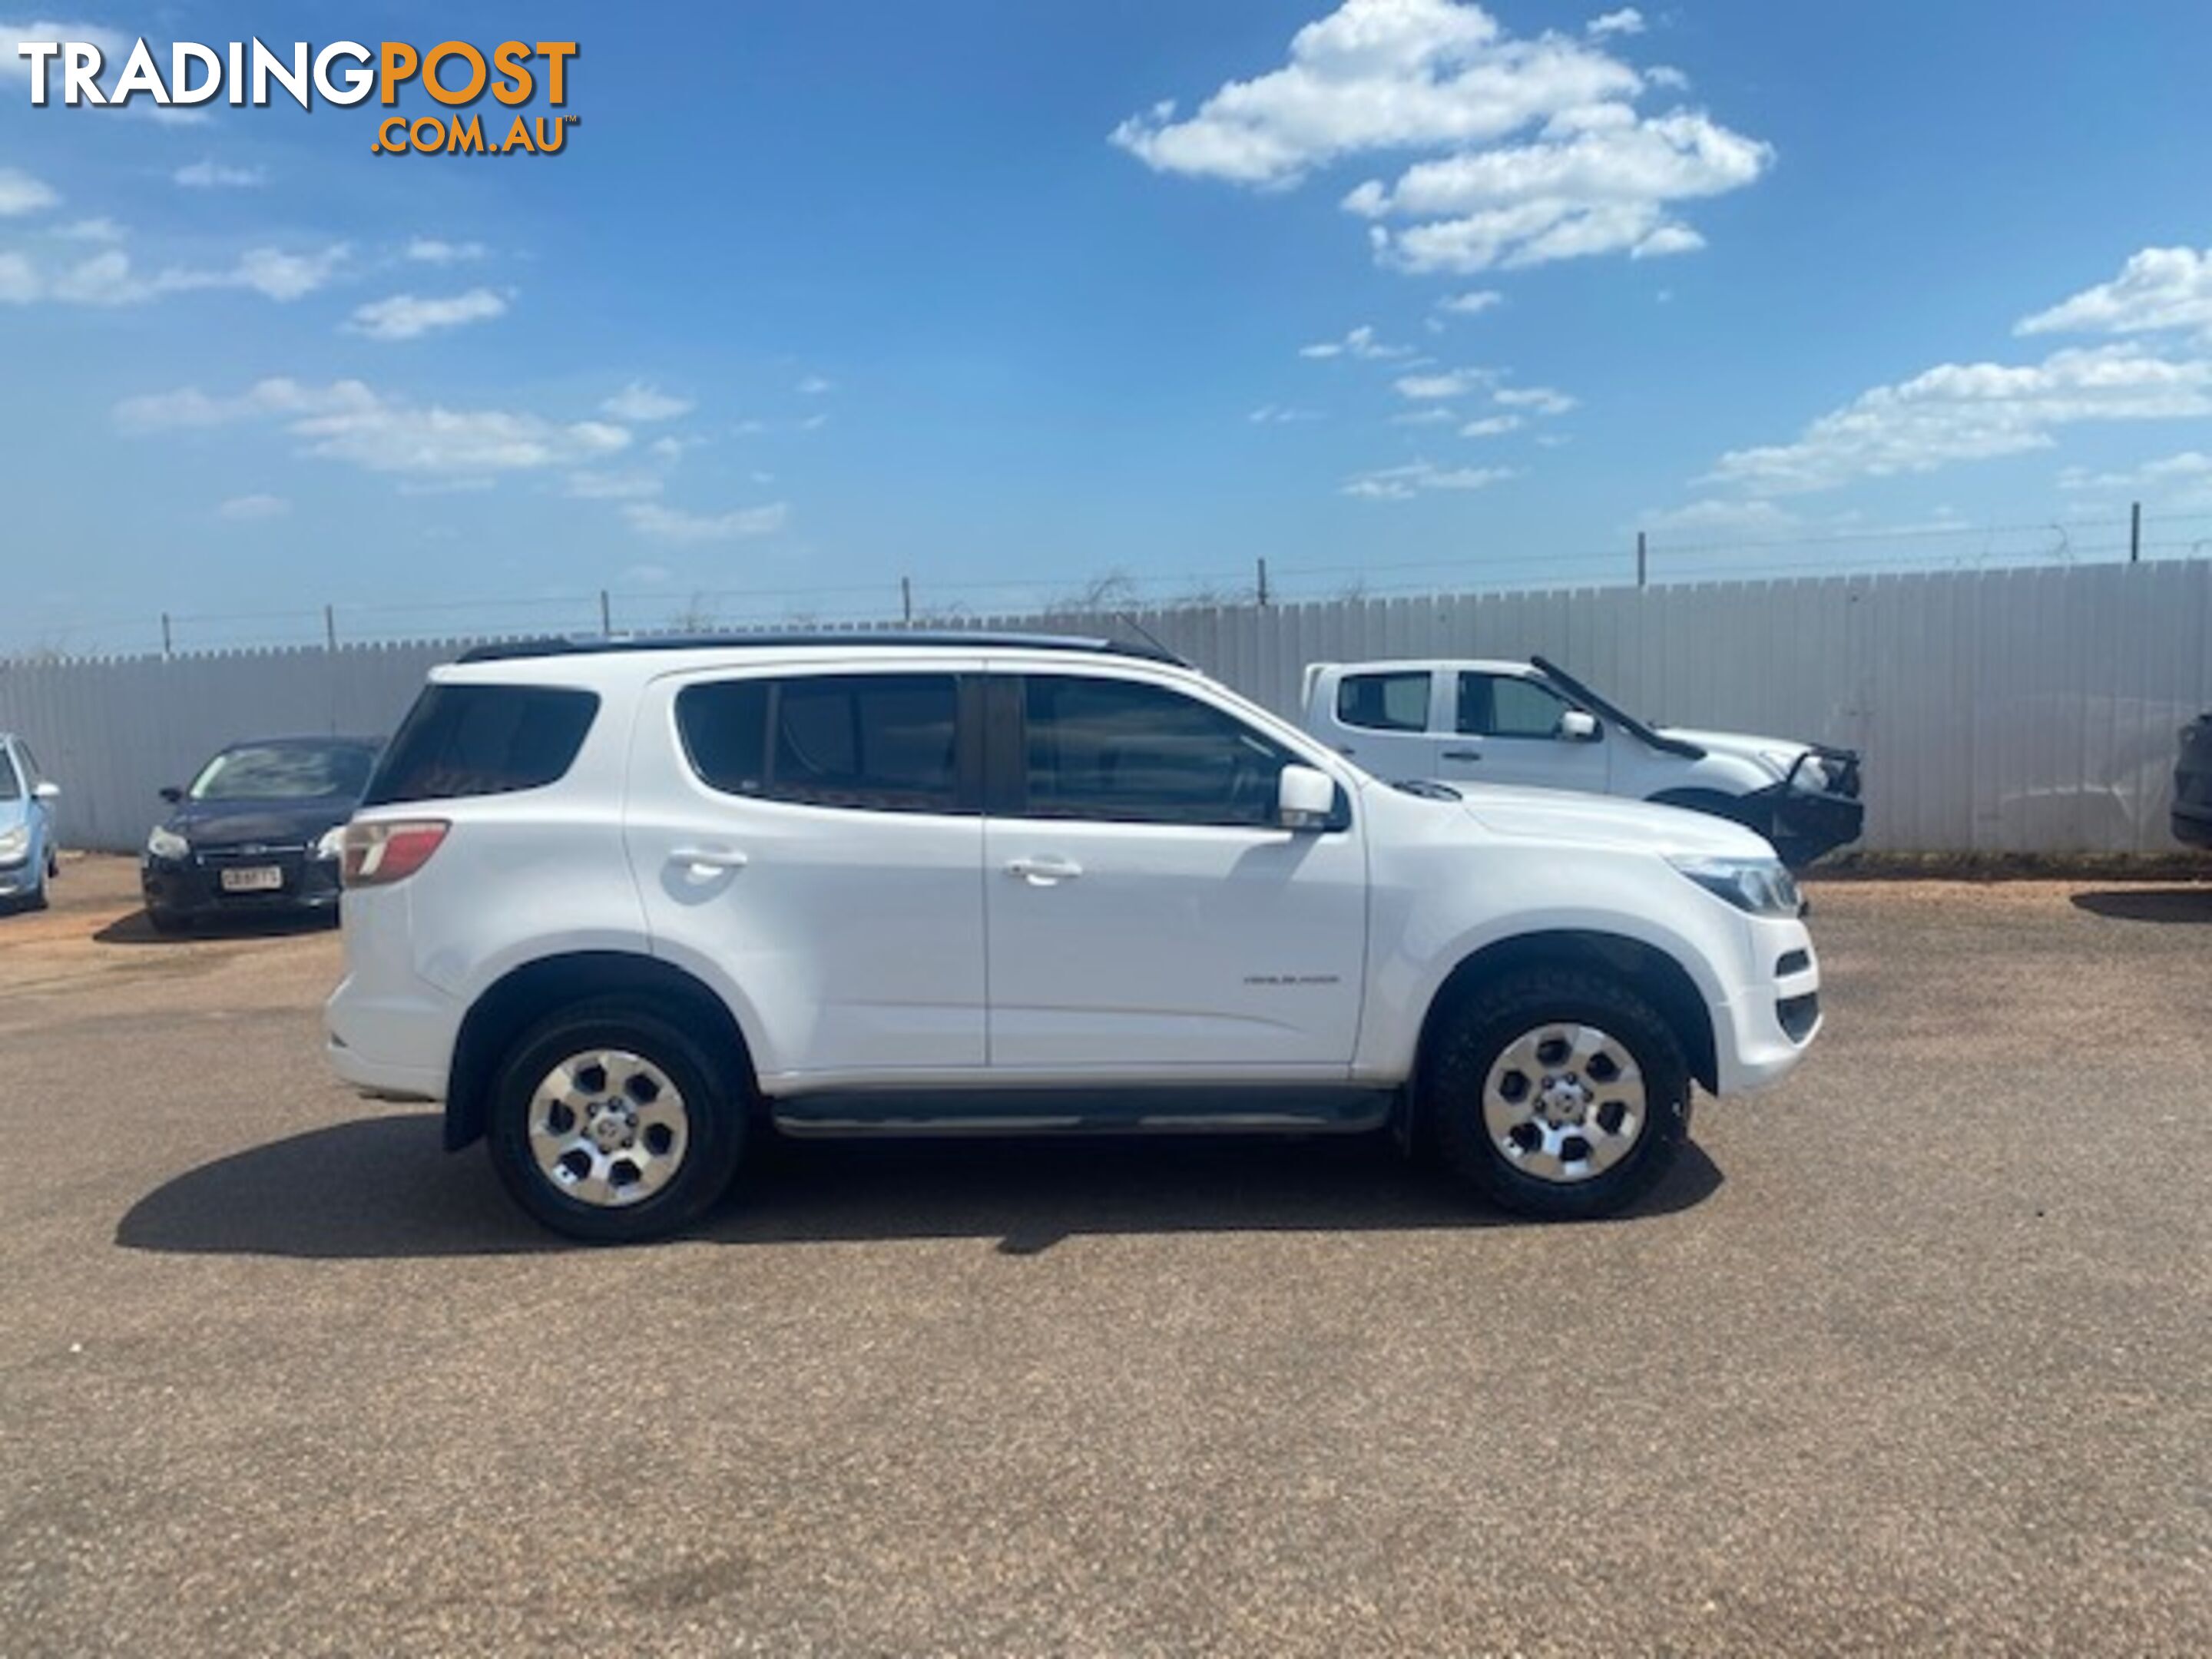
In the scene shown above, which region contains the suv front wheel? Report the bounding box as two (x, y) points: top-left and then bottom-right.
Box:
(1426, 967), (1690, 1220)
(487, 998), (747, 1243)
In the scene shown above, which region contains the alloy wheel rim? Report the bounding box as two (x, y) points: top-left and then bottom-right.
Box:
(1481, 1022), (1647, 1184)
(527, 1048), (690, 1207)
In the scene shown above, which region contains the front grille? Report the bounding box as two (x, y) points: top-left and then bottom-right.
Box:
(1777, 992), (1820, 1043)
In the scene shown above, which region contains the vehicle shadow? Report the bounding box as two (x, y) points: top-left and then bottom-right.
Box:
(114, 1114), (1724, 1260)
(94, 908), (339, 945)
(2068, 887), (2212, 925)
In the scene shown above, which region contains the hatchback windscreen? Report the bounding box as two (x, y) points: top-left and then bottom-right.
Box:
(189, 744), (376, 803)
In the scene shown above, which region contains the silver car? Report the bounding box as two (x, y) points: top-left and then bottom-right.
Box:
(0, 733), (61, 913)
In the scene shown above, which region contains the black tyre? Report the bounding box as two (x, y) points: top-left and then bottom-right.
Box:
(1425, 966), (1690, 1220)
(486, 998), (747, 1243)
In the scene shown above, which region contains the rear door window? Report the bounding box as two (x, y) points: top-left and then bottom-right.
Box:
(676, 673), (965, 813)
(364, 684), (599, 806)
(1457, 673), (1574, 740)
(1336, 671), (1432, 732)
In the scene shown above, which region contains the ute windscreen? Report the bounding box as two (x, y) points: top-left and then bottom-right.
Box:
(363, 684), (599, 806)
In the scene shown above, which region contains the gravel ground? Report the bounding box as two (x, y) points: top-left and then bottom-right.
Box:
(2, 856), (2207, 1656)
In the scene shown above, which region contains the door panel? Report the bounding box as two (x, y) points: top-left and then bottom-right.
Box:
(985, 674), (1366, 1071)
(1438, 671), (1611, 794)
(628, 670), (988, 1076)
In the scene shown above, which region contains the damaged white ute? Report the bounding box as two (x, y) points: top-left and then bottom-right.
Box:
(327, 633), (1823, 1243)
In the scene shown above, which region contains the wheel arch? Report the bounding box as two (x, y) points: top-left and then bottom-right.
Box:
(445, 952), (757, 1151)
(1412, 930), (1718, 1108)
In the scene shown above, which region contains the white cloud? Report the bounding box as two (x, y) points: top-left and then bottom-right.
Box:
(1435, 288), (1502, 315)
(217, 492), (289, 521)
(601, 382), (694, 422)
(1494, 384), (1577, 415)
(0, 165), (57, 215)
(2017, 247), (2212, 339)
(565, 469), (665, 501)
(346, 287), (508, 341)
(1395, 366), (1492, 399)
(1459, 413), (1522, 435)
(800, 412), (831, 432)
(624, 500), (790, 542)
(55, 214), (121, 240)
(1112, 0), (1768, 275)
(8, 243), (349, 306)
(1299, 323), (1412, 360)
(1, 18), (125, 84)
(1645, 65), (1690, 91)
(0, 251), (35, 303)
(1389, 406), (1456, 426)
(1350, 110), (1767, 273)
(1636, 498), (1806, 540)
(117, 376), (634, 482)
(406, 237), (487, 264)
(1250, 403), (1323, 423)
(174, 159), (266, 189)
(1343, 459), (1518, 498)
(1704, 344), (2212, 495)
(795, 374), (835, 395)
(2058, 451), (2212, 510)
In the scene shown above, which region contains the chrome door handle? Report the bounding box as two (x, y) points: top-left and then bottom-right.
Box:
(1005, 856), (1082, 886)
(669, 846), (748, 879)
(1441, 749), (1483, 762)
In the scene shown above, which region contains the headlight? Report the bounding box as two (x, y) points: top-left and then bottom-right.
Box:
(1667, 854), (1801, 917)
(313, 826), (346, 861)
(0, 824), (27, 862)
(147, 825), (190, 860)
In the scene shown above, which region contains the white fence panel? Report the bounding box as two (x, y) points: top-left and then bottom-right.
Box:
(2, 563), (2207, 855)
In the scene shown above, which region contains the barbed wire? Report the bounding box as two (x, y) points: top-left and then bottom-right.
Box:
(6, 507), (2207, 663)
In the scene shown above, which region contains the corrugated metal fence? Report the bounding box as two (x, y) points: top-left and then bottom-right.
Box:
(4, 560), (2207, 855)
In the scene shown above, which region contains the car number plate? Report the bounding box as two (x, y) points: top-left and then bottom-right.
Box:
(220, 866), (284, 893)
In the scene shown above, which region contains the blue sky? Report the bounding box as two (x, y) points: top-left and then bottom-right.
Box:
(5, 0), (2212, 653)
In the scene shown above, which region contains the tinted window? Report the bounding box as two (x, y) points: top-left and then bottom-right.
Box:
(677, 674), (961, 813)
(189, 743), (379, 803)
(1458, 673), (1573, 740)
(1023, 676), (1293, 827)
(0, 750), (18, 801)
(15, 743), (41, 784)
(1337, 671), (1431, 732)
(365, 685), (598, 806)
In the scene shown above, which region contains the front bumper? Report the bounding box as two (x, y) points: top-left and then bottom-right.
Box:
(1710, 913), (1821, 1096)
(142, 851), (342, 919)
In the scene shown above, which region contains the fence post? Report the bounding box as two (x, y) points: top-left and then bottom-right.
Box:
(901, 576), (913, 623)
(324, 604), (337, 651)
(599, 589), (613, 635)
(161, 612), (173, 657)
(2130, 502), (2141, 564)
(1636, 531), (1647, 589)
(1257, 558), (1270, 607)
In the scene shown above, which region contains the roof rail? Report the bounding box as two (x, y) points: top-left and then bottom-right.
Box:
(455, 629), (1188, 667)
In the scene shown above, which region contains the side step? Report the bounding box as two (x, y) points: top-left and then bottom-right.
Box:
(770, 1085), (1397, 1138)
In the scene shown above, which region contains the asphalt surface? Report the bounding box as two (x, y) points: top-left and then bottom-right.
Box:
(2, 856), (2207, 1656)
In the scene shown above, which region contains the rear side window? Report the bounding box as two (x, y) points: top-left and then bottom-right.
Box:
(1336, 671), (1431, 732)
(676, 674), (962, 813)
(364, 684), (598, 806)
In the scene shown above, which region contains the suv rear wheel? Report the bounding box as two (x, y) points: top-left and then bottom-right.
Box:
(1426, 966), (1690, 1220)
(487, 998), (747, 1243)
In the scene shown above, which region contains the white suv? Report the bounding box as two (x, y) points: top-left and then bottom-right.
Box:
(326, 634), (1822, 1242)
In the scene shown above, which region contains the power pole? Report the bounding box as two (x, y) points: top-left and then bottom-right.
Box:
(1636, 531), (1647, 589)
(161, 612), (173, 658)
(324, 604), (337, 651)
(2130, 502), (2142, 564)
(599, 589), (613, 635)
(901, 575), (913, 623)
(1256, 557), (1270, 607)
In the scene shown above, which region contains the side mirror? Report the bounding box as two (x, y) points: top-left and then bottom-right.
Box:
(1558, 710), (1600, 743)
(31, 781), (60, 803)
(1278, 764), (1336, 830)
(158, 786), (183, 804)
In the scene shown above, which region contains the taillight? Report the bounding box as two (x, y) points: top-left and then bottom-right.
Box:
(341, 820), (449, 887)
